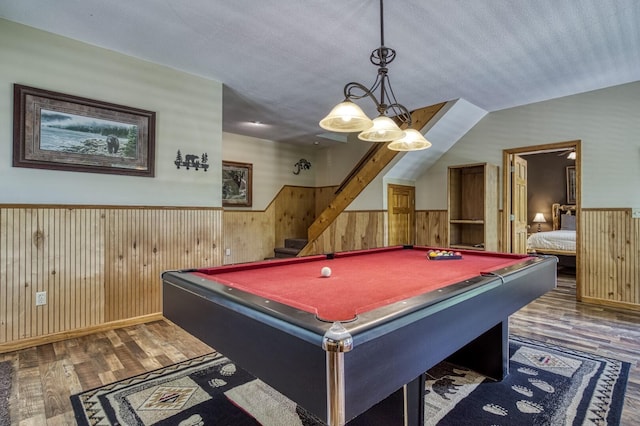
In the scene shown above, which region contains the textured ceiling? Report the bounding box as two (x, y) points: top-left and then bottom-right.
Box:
(2, 0), (639, 147)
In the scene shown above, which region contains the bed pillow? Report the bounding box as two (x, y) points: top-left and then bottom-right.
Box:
(560, 214), (576, 231)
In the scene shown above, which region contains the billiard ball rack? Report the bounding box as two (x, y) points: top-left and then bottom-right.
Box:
(428, 255), (463, 260)
(427, 249), (463, 260)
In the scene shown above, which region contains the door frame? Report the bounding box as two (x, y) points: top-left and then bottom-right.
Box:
(387, 183), (416, 246)
(502, 140), (581, 298)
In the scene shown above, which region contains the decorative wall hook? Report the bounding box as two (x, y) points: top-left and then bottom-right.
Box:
(293, 158), (311, 175)
(174, 150), (209, 171)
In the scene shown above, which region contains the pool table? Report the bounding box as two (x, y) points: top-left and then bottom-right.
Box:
(162, 245), (556, 425)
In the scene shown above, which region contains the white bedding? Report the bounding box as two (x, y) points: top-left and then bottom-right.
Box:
(527, 230), (576, 253)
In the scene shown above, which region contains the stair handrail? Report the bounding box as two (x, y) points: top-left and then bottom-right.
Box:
(334, 143), (385, 195)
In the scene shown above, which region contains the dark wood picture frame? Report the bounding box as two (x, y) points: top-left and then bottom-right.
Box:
(13, 84), (156, 177)
(222, 161), (253, 207)
(566, 165), (576, 204)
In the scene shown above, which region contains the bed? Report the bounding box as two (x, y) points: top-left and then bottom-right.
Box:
(527, 203), (576, 267)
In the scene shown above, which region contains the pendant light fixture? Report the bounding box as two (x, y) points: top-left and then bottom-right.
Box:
(319, 0), (431, 151)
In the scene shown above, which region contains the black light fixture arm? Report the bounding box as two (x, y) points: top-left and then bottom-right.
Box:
(340, 0), (412, 127)
(342, 78), (412, 126)
(343, 81), (380, 106)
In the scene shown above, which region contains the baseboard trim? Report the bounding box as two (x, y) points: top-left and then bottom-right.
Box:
(581, 296), (640, 312)
(0, 313), (164, 354)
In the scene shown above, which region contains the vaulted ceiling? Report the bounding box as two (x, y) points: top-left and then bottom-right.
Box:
(2, 0), (639, 147)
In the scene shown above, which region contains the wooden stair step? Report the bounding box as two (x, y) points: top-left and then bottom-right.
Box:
(284, 238), (308, 250)
(273, 247), (301, 258)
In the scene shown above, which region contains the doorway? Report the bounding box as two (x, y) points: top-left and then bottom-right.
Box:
(387, 184), (415, 246)
(502, 140), (581, 299)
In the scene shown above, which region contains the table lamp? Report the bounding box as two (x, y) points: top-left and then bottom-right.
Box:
(533, 212), (546, 232)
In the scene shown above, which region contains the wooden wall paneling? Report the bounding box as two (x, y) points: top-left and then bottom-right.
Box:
(105, 209), (120, 322)
(104, 208), (223, 322)
(139, 209), (151, 318)
(69, 208), (78, 331)
(33, 209), (43, 338)
(0, 209), (5, 343)
(48, 208), (59, 336)
(223, 210), (275, 264)
(201, 209), (223, 266)
(0, 209), (10, 343)
(359, 211), (383, 249)
(23, 209), (34, 340)
(415, 210), (447, 247)
(88, 209), (104, 328)
(274, 186), (316, 247)
(131, 209), (143, 319)
(307, 211), (384, 255)
(314, 186), (339, 217)
(616, 210), (630, 302)
(581, 209), (638, 308)
(0, 206), (223, 350)
(582, 209), (602, 300)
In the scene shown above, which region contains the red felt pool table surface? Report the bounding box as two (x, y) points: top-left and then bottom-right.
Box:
(193, 246), (529, 322)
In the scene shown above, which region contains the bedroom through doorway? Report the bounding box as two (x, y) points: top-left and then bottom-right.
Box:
(502, 140), (581, 298)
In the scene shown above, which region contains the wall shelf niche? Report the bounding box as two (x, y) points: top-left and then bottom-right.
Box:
(447, 163), (498, 251)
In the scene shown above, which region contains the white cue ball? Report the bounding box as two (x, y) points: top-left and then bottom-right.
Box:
(321, 266), (332, 277)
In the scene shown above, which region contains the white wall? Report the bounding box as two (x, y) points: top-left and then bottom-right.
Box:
(314, 133), (407, 211)
(0, 19), (222, 207)
(222, 133), (317, 210)
(416, 81), (640, 210)
(314, 134), (369, 188)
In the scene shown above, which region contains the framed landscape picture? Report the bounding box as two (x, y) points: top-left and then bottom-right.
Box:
(222, 161), (252, 207)
(13, 84), (156, 177)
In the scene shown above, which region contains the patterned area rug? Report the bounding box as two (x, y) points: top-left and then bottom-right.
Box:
(425, 336), (629, 425)
(0, 361), (14, 426)
(71, 336), (629, 425)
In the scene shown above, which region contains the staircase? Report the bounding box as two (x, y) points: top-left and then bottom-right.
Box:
(273, 238), (308, 258)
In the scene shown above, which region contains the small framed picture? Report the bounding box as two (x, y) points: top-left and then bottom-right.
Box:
(566, 165), (576, 204)
(13, 84), (155, 177)
(222, 161), (252, 207)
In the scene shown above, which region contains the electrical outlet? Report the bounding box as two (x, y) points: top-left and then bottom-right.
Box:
(35, 291), (47, 306)
(632, 208), (640, 219)
(225, 248), (231, 256)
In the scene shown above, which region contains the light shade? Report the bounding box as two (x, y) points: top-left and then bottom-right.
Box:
(387, 129), (432, 151)
(533, 213), (546, 223)
(319, 101), (373, 132)
(358, 116), (405, 142)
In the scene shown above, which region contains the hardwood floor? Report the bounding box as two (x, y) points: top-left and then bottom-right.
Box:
(0, 320), (213, 425)
(1, 273), (639, 425)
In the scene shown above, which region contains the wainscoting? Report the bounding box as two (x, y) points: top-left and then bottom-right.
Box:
(580, 208), (640, 307)
(0, 206), (222, 351)
(2, 203), (638, 351)
(222, 185), (335, 264)
(415, 210), (448, 247)
(304, 210), (385, 254)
